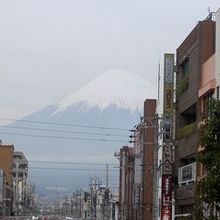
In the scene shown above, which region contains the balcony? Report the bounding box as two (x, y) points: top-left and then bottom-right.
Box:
(13, 159), (28, 165)
(176, 131), (197, 159)
(176, 122), (197, 140)
(178, 162), (196, 186)
(199, 54), (216, 98)
(175, 184), (195, 205)
(12, 168), (28, 174)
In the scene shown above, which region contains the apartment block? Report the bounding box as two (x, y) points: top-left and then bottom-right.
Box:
(12, 151), (28, 215)
(174, 13), (217, 218)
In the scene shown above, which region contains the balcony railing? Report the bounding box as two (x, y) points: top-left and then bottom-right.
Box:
(176, 122), (197, 140)
(178, 162), (196, 185)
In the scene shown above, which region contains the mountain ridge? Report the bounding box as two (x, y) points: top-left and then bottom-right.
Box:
(53, 69), (156, 114)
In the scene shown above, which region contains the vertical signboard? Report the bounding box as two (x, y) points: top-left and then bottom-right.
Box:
(161, 175), (173, 219)
(161, 54), (174, 220)
(163, 54), (174, 115)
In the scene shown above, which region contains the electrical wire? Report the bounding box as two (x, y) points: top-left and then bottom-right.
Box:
(28, 175), (119, 179)
(0, 158), (118, 166)
(0, 131), (127, 143)
(2, 125), (127, 137)
(29, 160), (118, 166)
(28, 167), (119, 172)
(0, 117), (130, 131)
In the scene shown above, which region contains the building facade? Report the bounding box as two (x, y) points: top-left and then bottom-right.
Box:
(174, 12), (219, 218)
(12, 151), (28, 215)
(118, 146), (134, 220)
(142, 99), (156, 220)
(0, 169), (5, 215)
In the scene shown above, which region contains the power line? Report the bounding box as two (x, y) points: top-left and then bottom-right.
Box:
(0, 158), (118, 166)
(0, 131), (128, 143)
(29, 160), (118, 166)
(2, 125), (128, 137)
(28, 175), (119, 179)
(0, 117), (130, 131)
(5, 166), (118, 172)
(28, 167), (119, 172)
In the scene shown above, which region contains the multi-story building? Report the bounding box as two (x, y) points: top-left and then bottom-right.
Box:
(198, 9), (220, 127)
(174, 11), (219, 218)
(82, 192), (91, 219)
(0, 143), (14, 215)
(109, 189), (119, 220)
(118, 146), (134, 220)
(118, 99), (156, 220)
(12, 151), (28, 215)
(25, 181), (37, 214)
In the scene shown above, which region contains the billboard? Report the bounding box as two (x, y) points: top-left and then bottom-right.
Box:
(178, 162), (196, 185)
(162, 144), (172, 175)
(164, 84), (173, 114)
(161, 53), (174, 220)
(161, 175), (172, 220)
(163, 53), (174, 116)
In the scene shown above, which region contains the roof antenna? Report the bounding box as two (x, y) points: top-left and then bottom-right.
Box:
(208, 7), (211, 15)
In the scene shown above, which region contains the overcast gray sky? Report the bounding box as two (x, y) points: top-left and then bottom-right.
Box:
(0, 0), (219, 121)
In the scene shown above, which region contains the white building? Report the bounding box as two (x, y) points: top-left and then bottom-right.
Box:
(12, 151), (28, 215)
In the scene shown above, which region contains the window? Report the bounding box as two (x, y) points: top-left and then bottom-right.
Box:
(181, 58), (189, 79)
(203, 92), (213, 116)
(180, 104), (197, 127)
(177, 58), (190, 95)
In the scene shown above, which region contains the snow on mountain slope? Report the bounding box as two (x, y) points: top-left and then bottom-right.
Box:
(53, 69), (156, 114)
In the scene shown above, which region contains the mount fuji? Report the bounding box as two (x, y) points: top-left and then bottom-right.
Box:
(53, 69), (155, 114)
(1, 69), (156, 194)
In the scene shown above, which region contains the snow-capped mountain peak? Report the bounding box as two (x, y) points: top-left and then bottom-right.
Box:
(53, 69), (156, 114)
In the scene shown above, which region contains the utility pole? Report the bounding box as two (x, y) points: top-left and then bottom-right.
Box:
(152, 114), (160, 220)
(106, 164), (109, 189)
(152, 63), (161, 220)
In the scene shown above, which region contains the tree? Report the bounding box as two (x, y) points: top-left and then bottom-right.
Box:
(194, 99), (220, 220)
